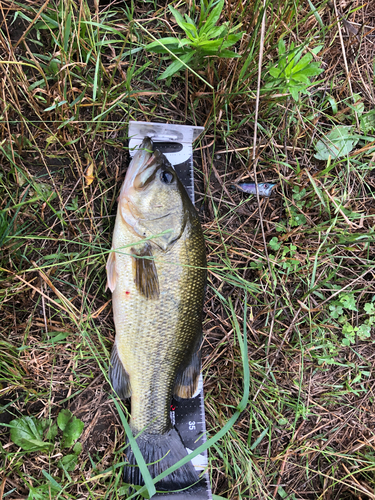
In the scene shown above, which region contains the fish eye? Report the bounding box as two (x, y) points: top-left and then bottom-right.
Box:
(160, 171), (174, 184)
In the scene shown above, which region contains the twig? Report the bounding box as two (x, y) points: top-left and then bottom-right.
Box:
(333, 0), (360, 129)
(0, 475), (6, 500)
(272, 449), (291, 499)
(252, 0), (274, 288)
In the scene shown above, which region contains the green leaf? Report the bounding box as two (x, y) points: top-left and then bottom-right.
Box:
(27, 483), (60, 500)
(215, 49), (241, 58)
(292, 73), (310, 84)
(73, 441), (82, 455)
(353, 101), (365, 117)
(35, 13), (59, 30)
(357, 323), (371, 340)
(201, 0), (224, 33)
(250, 425), (270, 450)
(329, 303), (343, 319)
(314, 126), (359, 160)
(343, 322), (356, 335)
(342, 322), (356, 344)
(312, 44), (324, 55)
(339, 293), (357, 311)
(57, 409), (72, 431)
(278, 38), (286, 56)
(364, 303), (375, 315)
(307, 0), (324, 29)
(289, 210), (306, 225)
(169, 6), (190, 34)
(269, 67), (280, 78)
(347, 100), (365, 118)
(63, 12), (72, 53)
(205, 24), (227, 40)
(182, 15), (198, 37)
(360, 110), (375, 134)
(291, 52), (313, 73)
(289, 86), (300, 101)
(223, 32), (244, 46)
(46, 331), (71, 344)
(269, 237), (281, 251)
(196, 38), (224, 50)
(179, 20), (198, 39)
(41, 471), (62, 491)
(57, 409), (84, 448)
(146, 38), (186, 53)
(184, 13), (195, 26)
(278, 418), (288, 426)
(293, 62), (323, 78)
(158, 51), (194, 79)
(58, 453), (78, 471)
(34, 182), (56, 201)
(196, 32), (243, 53)
(10, 417), (53, 452)
(45, 422), (58, 441)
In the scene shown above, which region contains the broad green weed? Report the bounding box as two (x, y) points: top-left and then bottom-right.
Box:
(145, 0), (244, 79)
(263, 39), (323, 100)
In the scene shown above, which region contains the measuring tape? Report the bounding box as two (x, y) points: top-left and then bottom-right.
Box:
(128, 122), (212, 499)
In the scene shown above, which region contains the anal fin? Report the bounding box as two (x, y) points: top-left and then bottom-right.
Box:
(109, 345), (131, 399)
(131, 242), (159, 300)
(173, 335), (202, 399)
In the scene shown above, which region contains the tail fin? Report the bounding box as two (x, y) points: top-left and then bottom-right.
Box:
(123, 427), (198, 491)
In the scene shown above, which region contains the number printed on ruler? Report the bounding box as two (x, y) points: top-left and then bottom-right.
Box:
(189, 421), (196, 430)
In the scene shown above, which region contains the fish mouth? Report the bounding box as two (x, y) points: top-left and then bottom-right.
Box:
(120, 137), (155, 196)
(133, 149), (165, 189)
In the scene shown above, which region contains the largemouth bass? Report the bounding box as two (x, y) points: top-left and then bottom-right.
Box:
(106, 137), (206, 490)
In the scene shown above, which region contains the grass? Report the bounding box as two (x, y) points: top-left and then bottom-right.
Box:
(1, 0), (375, 498)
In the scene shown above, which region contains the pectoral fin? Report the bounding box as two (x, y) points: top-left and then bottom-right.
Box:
(109, 345), (131, 399)
(173, 336), (202, 399)
(106, 250), (117, 293)
(131, 243), (160, 300)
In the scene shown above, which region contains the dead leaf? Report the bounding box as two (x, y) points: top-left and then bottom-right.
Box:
(85, 159), (95, 186)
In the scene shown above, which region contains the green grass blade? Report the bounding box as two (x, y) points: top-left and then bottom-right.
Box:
(306, 0), (324, 29)
(111, 397), (156, 498)
(63, 12), (72, 53)
(92, 50), (101, 103)
(41, 470), (63, 491)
